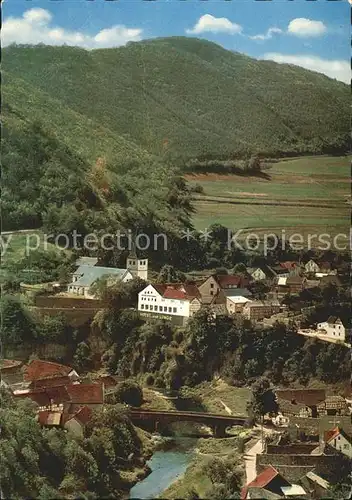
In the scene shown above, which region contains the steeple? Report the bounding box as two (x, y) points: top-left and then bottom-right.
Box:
(126, 240), (148, 281)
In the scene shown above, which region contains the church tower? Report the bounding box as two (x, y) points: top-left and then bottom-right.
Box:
(126, 246), (148, 281)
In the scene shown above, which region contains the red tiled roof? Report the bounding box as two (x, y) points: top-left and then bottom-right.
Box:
(324, 426), (351, 444)
(66, 383), (104, 404)
(153, 284), (168, 295)
(241, 466), (279, 499)
(216, 274), (242, 288)
(163, 287), (188, 300)
(24, 359), (74, 382)
(14, 385), (71, 406)
(72, 405), (92, 425)
(15, 391), (51, 407)
(280, 261), (298, 270)
(152, 283), (201, 300)
(29, 375), (72, 390)
(247, 465), (279, 489)
(183, 283), (201, 299)
(324, 427), (341, 443)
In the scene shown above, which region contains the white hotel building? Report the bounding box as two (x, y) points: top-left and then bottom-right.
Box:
(138, 283), (202, 325)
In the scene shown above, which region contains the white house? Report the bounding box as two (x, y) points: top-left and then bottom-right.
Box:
(67, 252), (148, 298)
(317, 317), (346, 342)
(304, 259), (320, 274)
(226, 295), (252, 315)
(138, 283), (201, 325)
(247, 266), (276, 281)
(324, 427), (352, 458)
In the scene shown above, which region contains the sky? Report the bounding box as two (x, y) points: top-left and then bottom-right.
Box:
(3, 0), (350, 83)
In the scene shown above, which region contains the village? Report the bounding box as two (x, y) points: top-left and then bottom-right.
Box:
(30, 250), (350, 345)
(2, 247), (351, 499)
(1, 353), (351, 499)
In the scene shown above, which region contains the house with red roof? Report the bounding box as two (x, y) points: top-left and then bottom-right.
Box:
(198, 273), (250, 304)
(64, 405), (92, 437)
(14, 382), (103, 413)
(66, 383), (104, 412)
(324, 427), (352, 458)
(241, 466), (302, 499)
(14, 384), (71, 411)
(138, 283), (202, 325)
(24, 359), (80, 384)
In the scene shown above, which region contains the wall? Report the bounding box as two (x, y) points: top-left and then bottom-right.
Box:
(35, 295), (104, 309)
(257, 453), (342, 476)
(32, 307), (97, 327)
(3, 342), (71, 362)
(267, 444), (318, 455)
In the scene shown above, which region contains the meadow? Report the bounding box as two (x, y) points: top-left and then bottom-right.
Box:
(186, 156), (350, 241)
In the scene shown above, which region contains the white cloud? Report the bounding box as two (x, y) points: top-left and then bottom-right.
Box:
(2, 8), (143, 49)
(186, 14), (242, 35)
(249, 27), (283, 41)
(250, 18), (327, 42)
(287, 18), (327, 37)
(23, 7), (52, 25)
(263, 53), (349, 83)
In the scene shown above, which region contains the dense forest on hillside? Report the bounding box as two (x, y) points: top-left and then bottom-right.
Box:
(2, 107), (195, 250)
(3, 37), (349, 166)
(2, 37), (349, 237)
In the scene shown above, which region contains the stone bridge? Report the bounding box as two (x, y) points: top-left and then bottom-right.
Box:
(129, 408), (247, 437)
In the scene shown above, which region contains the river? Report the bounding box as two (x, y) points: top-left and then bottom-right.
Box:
(129, 437), (196, 499)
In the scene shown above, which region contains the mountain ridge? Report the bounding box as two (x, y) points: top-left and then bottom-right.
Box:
(3, 36), (349, 164)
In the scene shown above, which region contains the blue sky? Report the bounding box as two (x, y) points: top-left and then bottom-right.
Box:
(3, 0), (350, 82)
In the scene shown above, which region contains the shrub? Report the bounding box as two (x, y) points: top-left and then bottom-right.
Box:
(111, 380), (143, 407)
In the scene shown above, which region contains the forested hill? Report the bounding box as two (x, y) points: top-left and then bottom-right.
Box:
(3, 37), (349, 163)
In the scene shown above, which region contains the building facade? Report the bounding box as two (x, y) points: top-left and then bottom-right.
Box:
(138, 283), (202, 325)
(67, 251), (148, 298)
(317, 317), (346, 341)
(242, 301), (280, 321)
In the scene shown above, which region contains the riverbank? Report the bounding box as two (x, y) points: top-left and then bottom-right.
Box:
(160, 428), (252, 499)
(130, 437), (197, 499)
(127, 383), (252, 499)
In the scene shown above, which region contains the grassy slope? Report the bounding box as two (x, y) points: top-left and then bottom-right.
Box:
(3, 38), (349, 160)
(187, 156), (350, 235)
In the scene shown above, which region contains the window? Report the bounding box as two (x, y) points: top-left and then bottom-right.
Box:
(141, 304), (144, 309)
(210, 283), (214, 289)
(168, 307), (172, 313)
(154, 305), (158, 311)
(164, 306), (167, 312)
(210, 291), (214, 296)
(145, 304), (148, 310)
(159, 306), (163, 312)
(173, 307), (177, 313)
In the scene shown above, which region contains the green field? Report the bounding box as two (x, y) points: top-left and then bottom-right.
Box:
(187, 156), (350, 240)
